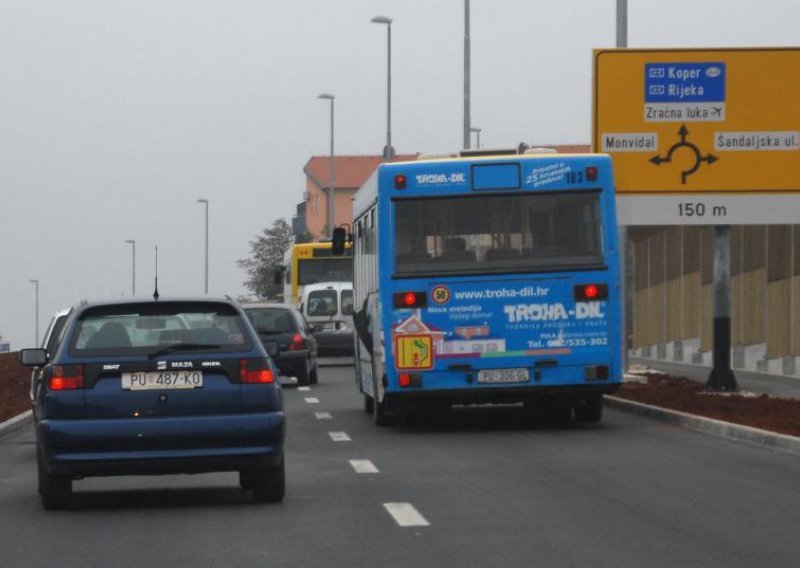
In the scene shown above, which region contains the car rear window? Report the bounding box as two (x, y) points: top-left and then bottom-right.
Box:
(245, 308), (299, 333)
(70, 302), (251, 355)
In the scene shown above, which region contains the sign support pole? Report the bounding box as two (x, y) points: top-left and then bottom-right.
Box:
(706, 225), (737, 391)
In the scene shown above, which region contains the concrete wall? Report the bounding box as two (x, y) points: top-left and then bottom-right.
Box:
(630, 224), (800, 376)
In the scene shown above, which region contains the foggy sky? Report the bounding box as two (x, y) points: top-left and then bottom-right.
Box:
(1, 0), (798, 348)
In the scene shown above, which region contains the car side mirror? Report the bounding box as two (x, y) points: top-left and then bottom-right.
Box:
(19, 348), (48, 367)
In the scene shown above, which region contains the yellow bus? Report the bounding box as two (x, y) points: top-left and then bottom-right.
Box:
(279, 242), (353, 307)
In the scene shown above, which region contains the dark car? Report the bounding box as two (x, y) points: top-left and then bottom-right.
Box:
(242, 303), (319, 386)
(19, 298), (286, 510)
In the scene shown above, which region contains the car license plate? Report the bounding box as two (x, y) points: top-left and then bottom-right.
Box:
(477, 368), (529, 384)
(320, 322), (337, 331)
(121, 370), (204, 391)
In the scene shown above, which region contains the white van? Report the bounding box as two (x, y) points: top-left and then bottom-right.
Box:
(300, 282), (354, 355)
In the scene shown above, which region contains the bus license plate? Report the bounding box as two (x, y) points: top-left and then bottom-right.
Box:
(121, 370), (204, 391)
(477, 368), (529, 384)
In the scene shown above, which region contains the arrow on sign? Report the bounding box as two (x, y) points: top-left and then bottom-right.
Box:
(649, 124), (719, 184)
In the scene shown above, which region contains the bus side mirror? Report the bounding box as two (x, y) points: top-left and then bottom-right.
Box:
(331, 226), (350, 256)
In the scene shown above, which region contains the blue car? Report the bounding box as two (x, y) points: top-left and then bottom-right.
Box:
(19, 298), (286, 509)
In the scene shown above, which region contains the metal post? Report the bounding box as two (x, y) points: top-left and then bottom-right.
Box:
(707, 225), (737, 390)
(470, 126), (481, 149)
(371, 16), (393, 160)
(125, 239), (136, 296)
(318, 94), (336, 237)
(616, 0), (630, 370)
(616, 0), (628, 49)
(29, 279), (39, 346)
(197, 199), (209, 294)
(463, 0), (471, 150)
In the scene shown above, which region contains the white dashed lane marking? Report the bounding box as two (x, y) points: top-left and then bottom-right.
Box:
(304, 397), (320, 404)
(349, 459), (379, 474)
(329, 431), (351, 442)
(298, 386), (311, 391)
(383, 503), (430, 527)
(315, 412), (332, 420)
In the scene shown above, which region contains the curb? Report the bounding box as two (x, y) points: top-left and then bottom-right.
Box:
(0, 410), (33, 441)
(606, 396), (800, 457)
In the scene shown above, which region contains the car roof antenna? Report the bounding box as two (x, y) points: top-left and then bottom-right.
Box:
(153, 245), (160, 301)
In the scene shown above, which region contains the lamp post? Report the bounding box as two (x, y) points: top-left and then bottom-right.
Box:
(470, 126), (482, 149)
(317, 93), (336, 238)
(197, 199), (209, 294)
(124, 239), (136, 296)
(370, 15), (394, 160)
(29, 279), (39, 346)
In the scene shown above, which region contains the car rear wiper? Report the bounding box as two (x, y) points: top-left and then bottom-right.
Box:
(148, 343), (222, 360)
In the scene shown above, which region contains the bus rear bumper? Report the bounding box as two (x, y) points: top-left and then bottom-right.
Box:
(385, 383), (619, 409)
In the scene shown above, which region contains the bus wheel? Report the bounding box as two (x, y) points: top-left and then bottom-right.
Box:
(373, 397), (392, 427)
(575, 395), (603, 423)
(364, 394), (374, 414)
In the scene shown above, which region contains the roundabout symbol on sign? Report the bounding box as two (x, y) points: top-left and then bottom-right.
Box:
(650, 124), (719, 184)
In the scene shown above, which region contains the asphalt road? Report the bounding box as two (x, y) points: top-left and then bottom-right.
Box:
(2, 360), (799, 568)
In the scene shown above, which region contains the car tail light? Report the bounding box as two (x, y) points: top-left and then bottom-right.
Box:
(288, 333), (306, 351)
(393, 291), (427, 309)
(574, 283), (608, 301)
(50, 365), (84, 390)
(240, 359), (275, 384)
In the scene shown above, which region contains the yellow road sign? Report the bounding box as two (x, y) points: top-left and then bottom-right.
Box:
(593, 48), (800, 193)
(394, 334), (434, 370)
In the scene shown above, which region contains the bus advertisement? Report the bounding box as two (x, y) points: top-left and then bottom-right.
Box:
(280, 242), (352, 307)
(345, 152), (622, 426)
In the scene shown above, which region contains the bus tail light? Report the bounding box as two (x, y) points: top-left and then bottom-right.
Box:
(398, 373), (422, 388)
(240, 359), (275, 384)
(586, 166), (598, 182)
(50, 365), (84, 390)
(394, 174), (407, 189)
(574, 284), (608, 301)
(288, 333), (306, 351)
(394, 292), (427, 309)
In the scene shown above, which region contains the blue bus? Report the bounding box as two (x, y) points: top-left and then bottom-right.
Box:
(343, 151), (621, 426)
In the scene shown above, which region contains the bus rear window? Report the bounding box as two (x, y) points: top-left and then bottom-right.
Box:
(298, 258), (353, 285)
(394, 191), (604, 276)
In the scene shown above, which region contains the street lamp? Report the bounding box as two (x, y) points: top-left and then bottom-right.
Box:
(370, 15), (394, 160)
(470, 126), (482, 149)
(318, 93), (336, 238)
(29, 279), (39, 346)
(197, 199), (209, 294)
(124, 239), (136, 296)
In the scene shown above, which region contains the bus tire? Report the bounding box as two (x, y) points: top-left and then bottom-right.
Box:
(364, 394), (374, 414)
(373, 396), (391, 427)
(575, 395), (603, 423)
